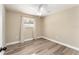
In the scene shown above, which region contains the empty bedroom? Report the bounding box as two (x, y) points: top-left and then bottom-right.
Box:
(0, 4), (79, 55)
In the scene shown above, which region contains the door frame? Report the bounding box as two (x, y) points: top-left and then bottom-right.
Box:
(0, 5), (6, 55)
(19, 16), (36, 43)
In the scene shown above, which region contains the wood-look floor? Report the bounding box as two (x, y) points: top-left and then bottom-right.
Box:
(5, 38), (79, 55)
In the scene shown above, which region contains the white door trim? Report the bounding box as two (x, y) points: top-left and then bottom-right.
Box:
(20, 16), (36, 43)
(0, 5), (5, 55)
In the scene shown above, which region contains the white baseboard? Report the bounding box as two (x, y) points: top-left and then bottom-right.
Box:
(6, 38), (33, 46)
(36, 36), (43, 39)
(6, 36), (42, 46)
(6, 37), (42, 46)
(6, 36), (79, 51)
(24, 38), (33, 42)
(6, 41), (20, 46)
(42, 36), (79, 51)
(24, 37), (42, 42)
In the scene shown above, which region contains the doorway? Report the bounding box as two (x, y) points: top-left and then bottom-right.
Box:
(20, 16), (36, 43)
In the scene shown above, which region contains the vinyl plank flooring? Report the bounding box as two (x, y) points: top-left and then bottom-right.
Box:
(5, 38), (79, 55)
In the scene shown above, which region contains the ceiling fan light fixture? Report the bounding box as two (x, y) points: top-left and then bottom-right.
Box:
(37, 4), (47, 16)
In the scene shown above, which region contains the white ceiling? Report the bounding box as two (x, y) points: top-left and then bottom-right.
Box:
(5, 4), (78, 16)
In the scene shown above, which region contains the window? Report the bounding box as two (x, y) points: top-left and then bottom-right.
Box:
(22, 17), (34, 27)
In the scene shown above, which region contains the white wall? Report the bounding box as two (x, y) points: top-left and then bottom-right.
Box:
(5, 10), (21, 44)
(5, 10), (43, 45)
(0, 4), (5, 54)
(43, 6), (79, 49)
(0, 5), (3, 48)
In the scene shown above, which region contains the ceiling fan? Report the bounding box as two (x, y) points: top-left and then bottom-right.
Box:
(37, 4), (48, 16)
